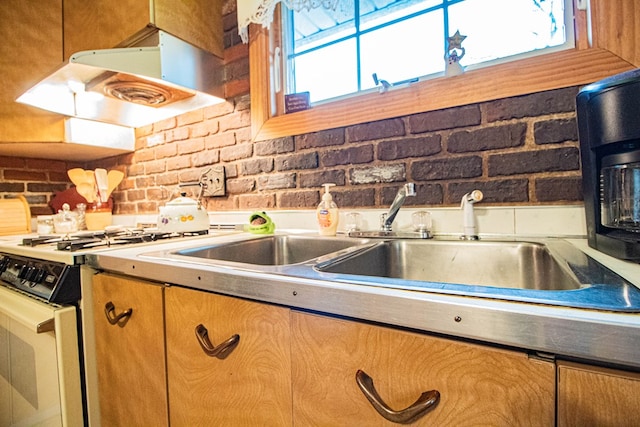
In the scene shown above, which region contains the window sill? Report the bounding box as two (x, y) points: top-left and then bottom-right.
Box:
(250, 46), (632, 142)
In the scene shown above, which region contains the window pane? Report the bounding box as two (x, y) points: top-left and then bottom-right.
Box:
(283, 0), (573, 105)
(292, 39), (358, 102)
(360, 0), (442, 31)
(448, 0), (567, 66)
(360, 11), (444, 90)
(292, 6), (355, 53)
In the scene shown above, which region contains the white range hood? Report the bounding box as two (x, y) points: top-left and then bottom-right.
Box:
(17, 31), (225, 128)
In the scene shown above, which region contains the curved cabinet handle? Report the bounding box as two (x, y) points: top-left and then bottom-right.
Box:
(104, 301), (133, 327)
(356, 369), (440, 424)
(195, 324), (240, 359)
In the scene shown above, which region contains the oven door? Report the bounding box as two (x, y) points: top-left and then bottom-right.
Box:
(0, 286), (83, 426)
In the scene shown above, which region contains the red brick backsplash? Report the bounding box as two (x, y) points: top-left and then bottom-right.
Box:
(0, 157), (80, 216)
(2, 86), (583, 216)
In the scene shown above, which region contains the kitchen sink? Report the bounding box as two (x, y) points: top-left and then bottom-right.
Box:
(315, 239), (581, 290)
(135, 234), (640, 311)
(172, 234), (372, 266)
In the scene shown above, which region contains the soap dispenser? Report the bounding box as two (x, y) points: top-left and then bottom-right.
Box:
(317, 183), (339, 236)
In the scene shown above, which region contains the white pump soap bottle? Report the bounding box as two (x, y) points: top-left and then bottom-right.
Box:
(317, 183), (339, 236)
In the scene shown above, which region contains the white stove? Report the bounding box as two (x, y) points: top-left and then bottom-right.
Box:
(0, 226), (236, 426)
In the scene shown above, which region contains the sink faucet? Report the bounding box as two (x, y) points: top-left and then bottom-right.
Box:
(461, 190), (483, 240)
(381, 183), (417, 231)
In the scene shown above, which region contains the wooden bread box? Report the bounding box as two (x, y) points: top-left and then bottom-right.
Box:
(0, 195), (31, 235)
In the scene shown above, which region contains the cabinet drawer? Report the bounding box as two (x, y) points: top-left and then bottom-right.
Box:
(292, 312), (555, 426)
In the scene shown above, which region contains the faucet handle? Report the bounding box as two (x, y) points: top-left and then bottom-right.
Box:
(469, 190), (483, 202)
(461, 190), (483, 207)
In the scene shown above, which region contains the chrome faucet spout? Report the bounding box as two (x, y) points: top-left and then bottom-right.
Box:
(381, 183), (417, 231)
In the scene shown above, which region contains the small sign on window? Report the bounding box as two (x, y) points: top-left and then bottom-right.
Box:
(285, 92), (310, 114)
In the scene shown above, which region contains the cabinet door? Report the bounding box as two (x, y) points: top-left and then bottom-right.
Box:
(292, 312), (555, 426)
(165, 286), (292, 426)
(63, 0), (223, 57)
(558, 361), (640, 427)
(0, 0), (65, 143)
(63, 0), (151, 55)
(92, 273), (168, 427)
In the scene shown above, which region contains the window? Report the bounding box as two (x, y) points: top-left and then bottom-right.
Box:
(249, 0), (634, 143)
(282, 0), (573, 104)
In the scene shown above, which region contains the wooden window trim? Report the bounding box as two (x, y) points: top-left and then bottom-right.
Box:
(249, 0), (637, 142)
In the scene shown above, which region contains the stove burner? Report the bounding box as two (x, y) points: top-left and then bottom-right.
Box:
(22, 229), (209, 251)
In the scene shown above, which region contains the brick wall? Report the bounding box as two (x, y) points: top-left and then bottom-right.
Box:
(102, 81), (583, 215)
(0, 157), (80, 215)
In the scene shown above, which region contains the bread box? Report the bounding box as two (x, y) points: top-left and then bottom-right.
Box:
(0, 195), (31, 235)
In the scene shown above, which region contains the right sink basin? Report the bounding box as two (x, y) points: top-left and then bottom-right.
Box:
(315, 239), (579, 290)
(313, 237), (640, 312)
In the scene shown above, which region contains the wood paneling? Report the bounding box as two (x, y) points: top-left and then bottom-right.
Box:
(92, 274), (168, 427)
(165, 286), (292, 426)
(0, 0), (65, 143)
(63, 0), (223, 57)
(292, 312), (555, 426)
(591, 0), (640, 66)
(558, 361), (640, 427)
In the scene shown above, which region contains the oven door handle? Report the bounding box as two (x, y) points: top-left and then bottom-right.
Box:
(104, 301), (133, 327)
(0, 286), (55, 333)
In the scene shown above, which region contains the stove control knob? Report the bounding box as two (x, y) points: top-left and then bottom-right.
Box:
(33, 268), (46, 284)
(25, 267), (40, 282)
(17, 265), (29, 279)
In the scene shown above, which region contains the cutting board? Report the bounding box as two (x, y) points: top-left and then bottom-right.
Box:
(0, 195), (31, 235)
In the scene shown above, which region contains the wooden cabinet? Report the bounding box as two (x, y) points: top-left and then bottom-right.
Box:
(90, 274), (640, 426)
(591, 0), (640, 66)
(63, 0), (223, 57)
(0, 0), (66, 144)
(558, 361), (640, 427)
(164, 285), (292, 426)
(92, 273), (168, 426)
(91, 275), (292, 426)
(291, 311), (555, 426)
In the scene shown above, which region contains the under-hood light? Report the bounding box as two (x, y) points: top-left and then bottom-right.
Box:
(65, 118), (134, 151)
(17, 31), (225, 128)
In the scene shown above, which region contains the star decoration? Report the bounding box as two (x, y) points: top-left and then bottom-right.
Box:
(447, 30), (467, 51)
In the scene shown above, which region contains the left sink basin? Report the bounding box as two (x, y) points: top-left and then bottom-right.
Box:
(172, 234), (370, 266)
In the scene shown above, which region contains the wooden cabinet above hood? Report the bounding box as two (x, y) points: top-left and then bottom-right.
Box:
(63, 0), (223, 59)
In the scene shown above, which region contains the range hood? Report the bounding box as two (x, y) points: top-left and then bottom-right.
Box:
(17, 31), (225, 128)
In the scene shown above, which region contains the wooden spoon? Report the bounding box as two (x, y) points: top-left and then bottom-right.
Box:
(83, 170), (96, 201)
(77, 182), (95, 203)
(106, 170), (124, 197)
(67, 168), (86, 187)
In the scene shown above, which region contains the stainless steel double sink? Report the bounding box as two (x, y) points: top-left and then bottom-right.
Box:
(141, 234), (640, 312)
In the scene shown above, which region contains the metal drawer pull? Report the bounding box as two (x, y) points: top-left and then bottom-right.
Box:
(104, 301), (133, 327)
(356, 369), (440, 424)
(195, 324), (240, 359)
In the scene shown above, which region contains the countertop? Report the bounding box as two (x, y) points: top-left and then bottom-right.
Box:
(83, 231), (640, 371)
